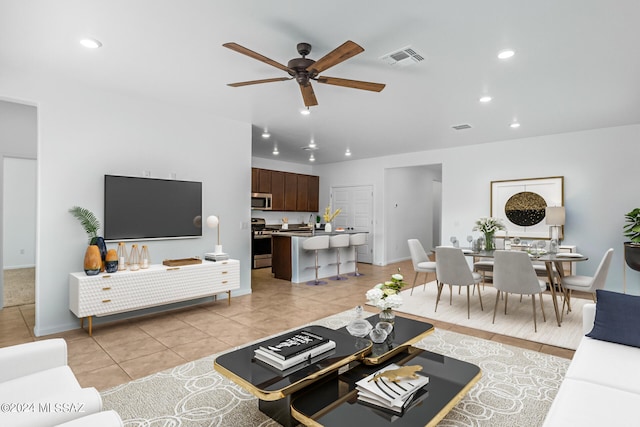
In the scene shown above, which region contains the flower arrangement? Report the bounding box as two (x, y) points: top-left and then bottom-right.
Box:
(366, 270), (407, 310)
(323, 206), (342, 223)
(472, 217), (506, 234)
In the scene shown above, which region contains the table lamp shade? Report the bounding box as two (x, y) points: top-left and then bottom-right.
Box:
(545, 206), (565, 226)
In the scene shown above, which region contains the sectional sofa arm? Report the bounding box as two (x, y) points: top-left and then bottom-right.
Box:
(0, 387), (103, 427)
(0, 338), (67, 383)
(582, 303), (596, 335)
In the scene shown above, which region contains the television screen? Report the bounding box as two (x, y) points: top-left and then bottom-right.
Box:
(104, 175), (202, 241)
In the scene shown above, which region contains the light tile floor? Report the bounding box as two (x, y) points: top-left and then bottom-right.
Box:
(0, 260), (575, 391)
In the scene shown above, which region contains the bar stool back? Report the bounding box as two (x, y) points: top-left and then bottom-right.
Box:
(349, 233), (367, 276)
(302, 235), (330, 285)
(329, 234), (350, 280)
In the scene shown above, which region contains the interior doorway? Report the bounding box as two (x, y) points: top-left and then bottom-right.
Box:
(2, 157), (36, 308)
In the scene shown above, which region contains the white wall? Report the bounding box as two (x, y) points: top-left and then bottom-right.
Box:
(0, 72), (252, 335)
(385, 165), (441, 263)
(3, 158), (36, 268)
(315, 124), (640, 294)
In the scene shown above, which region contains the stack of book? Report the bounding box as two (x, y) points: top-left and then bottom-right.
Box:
(204, 252), (229, 261)
(356, 364), (430, 415)
(253, 330), (336, 370)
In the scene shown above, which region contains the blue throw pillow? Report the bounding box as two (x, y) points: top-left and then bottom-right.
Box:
(586, 289), (640, 348)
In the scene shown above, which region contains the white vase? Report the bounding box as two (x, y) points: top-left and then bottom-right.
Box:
(325, 223), (332, 232)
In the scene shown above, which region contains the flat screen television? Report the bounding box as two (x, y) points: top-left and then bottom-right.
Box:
(104, 175), (202, 241)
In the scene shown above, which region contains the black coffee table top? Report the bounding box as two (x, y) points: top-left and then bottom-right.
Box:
(291, 347), (482, 427)
(214, 325), (372, 401)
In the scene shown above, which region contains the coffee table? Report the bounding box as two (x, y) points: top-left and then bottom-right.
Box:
(214, 315), (477, 427)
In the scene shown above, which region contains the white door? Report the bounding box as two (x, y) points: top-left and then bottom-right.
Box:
(331, 185), (373, 263)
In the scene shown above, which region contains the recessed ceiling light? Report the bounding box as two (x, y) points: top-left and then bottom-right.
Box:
(300, 108), (311, 116)
(510, 122), (521, 128)
(309, 154), (315, 162)
(479, 96), (492, 103)
(345, 149), (352, 156)
(308, 140), (317, 149)
(272, 147), (279, 155)
(261, 131), (270, 139)
(498, 49), (515, 59)
(80, 38), (102, 49)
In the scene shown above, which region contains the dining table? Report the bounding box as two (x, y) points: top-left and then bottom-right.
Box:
(465, 249), (589, 327)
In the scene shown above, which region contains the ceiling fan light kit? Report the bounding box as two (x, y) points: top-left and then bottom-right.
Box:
(223, 40), (385, 107)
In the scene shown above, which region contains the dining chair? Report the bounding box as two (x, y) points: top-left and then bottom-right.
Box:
(492, 250), (547, 332)
(435, 246), (483, 319)
(562, 248), (614, 313)
(407, 239), (437, 295)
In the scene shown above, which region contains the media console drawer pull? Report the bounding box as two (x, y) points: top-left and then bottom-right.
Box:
(102, 299), (112, 303)
(222, 280), (228, 284)
(102, 287), (111, 291)
(222, 271), (228, 274)
(167, 267), (180, 271)
(102, 275), (112, 279)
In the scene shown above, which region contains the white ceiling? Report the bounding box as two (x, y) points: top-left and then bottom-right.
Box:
(1, 1), (639, 164)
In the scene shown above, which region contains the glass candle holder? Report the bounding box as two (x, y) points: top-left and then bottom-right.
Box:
(117, 242), (128, 271)
(140, 245), (150, 269)
(128, 244), (140, 271)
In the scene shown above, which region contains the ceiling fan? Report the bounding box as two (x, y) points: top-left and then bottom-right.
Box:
(223, 40), (385, 107)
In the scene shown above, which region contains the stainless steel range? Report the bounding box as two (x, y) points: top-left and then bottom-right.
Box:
(251, 218), (273, 269)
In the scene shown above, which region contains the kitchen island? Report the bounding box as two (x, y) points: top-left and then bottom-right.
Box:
(271, 230), (361, 283)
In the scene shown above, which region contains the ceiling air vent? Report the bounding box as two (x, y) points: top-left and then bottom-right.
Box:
(452, 124), (472, 130)
(380, 46), (425, 67)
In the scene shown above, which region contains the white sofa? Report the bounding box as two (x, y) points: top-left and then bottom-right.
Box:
(0, 338), (122, 427)
(543, 302), (640, 426)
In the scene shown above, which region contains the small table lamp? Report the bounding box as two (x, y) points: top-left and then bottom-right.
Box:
(545, 206), (565, 253)
(206, 215), (223, 254)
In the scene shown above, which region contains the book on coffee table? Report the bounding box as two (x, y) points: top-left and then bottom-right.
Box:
(254, 340), (336, 370)
(258, 330), (331, 360)
(356, 363), (429, 414)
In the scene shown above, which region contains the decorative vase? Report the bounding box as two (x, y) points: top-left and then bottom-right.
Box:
(379, 308), (396, 324)
(624, 242), (640, 272)
(83, 245), (102, 276)
(325, 223), (332, 232)
(105, 249), (118, 273)
(90, 236), (107, 271)
(140, 245), (150, 269)
(128, 244), (140, 271)
(484, 232), (496, 251)
(117, 242), (128, 271)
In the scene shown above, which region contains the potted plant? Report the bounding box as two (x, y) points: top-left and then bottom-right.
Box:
(69, 206), (107, 274)
(624, 208), (640, 271)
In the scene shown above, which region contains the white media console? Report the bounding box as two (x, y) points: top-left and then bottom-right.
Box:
(69, 259), (240, 335)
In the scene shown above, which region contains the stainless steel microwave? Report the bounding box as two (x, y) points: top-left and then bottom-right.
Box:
(251, 193), (272, 210)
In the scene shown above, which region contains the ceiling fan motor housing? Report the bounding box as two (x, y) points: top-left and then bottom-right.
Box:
(287, 57), (316, 85)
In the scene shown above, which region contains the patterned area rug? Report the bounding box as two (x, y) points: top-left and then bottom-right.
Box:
(3, 268), (35, 307)
(102, 310), (569, 426)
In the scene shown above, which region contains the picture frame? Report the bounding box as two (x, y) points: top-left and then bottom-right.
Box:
(490, 176), (564, 239)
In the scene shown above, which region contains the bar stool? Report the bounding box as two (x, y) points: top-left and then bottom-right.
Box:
(349, 233), (367, 276)
(329, 234), (350, 280)
(302, 235), (330, 285)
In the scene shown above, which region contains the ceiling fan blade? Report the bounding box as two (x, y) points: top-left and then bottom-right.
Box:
(227, 77), (292, 87)
(300, 83), (318, 107)
(307, 40), (364, 74)
(223, 42), (292, 72)
(316, 76), (386, 92)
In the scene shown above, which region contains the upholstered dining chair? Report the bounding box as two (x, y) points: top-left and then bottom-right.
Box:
(435, 246), (483, 319)
(407, 239), (437, 295)
(562, 248), (614, 313)
(493, 250), (547, 332)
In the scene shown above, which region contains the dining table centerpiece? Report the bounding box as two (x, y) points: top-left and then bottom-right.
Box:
(472, 217), (506, 251)
(366, 270), (407, 323)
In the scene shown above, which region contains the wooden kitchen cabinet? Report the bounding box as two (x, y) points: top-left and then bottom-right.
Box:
(271, 170), (285, 211)
(251, 167), (319, 212)
(296, 174), (309, 211)
(284, 172), (298, 211)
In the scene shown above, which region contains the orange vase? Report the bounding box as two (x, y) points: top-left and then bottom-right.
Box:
(84, 245), (102, 276)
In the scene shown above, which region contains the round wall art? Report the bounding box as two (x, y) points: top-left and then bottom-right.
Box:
(504, 191), (547, 226)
